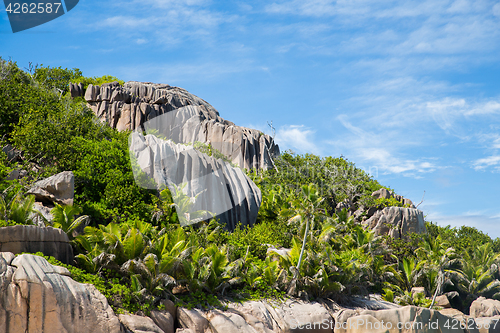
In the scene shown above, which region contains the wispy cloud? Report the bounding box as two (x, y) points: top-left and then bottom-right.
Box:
(474, 155), (500, 171)
(276, 125), (320, 155)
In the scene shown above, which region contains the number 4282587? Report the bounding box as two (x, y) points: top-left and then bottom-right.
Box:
(5, 2), (62, 14)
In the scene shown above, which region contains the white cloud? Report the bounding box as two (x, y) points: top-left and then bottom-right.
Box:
(473, 155), (500, 170)
(330, 114), (438, 176)
(276, 125), (320, 155)
(426, 98), (467, 132)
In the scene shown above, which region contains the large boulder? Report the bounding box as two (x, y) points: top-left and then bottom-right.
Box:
(0, 225), (73, 264)
(371, 189), (415, 208)
(129, 132), (262, 231)
(471, 297), (500, 318)
(0, 252), (122, 333)
(82, 82), (279, 171)
(27, 171), (75, 206)
(363, 207), (426, 238)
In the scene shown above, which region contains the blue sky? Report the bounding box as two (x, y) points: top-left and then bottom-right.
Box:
(1, 0), (500, 236)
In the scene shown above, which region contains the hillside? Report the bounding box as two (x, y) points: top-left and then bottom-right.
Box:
(2, 58), (500, 330)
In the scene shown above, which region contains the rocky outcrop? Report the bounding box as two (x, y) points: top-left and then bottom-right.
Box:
(178, 299), (333, 333)
(470, 297), (500, 318)
(5, 254), (500, 333)
(69, 82), (84, 98)
(27, 171), (74, 206)
(334, 306), (461, 333)
(0, 252), (122, 333)
(371, 189), (416, 208)
(0, 225), (73, 264)
(129, 132), (262, 230)
(363, 207), (426, 238)
(82, 81), (279, 170)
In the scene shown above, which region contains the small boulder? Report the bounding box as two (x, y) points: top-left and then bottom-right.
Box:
(27, 171), (74, 205)
(119, 314), (164, 333)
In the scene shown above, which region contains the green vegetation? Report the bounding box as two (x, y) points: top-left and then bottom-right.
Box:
(2, 57), (500, 316)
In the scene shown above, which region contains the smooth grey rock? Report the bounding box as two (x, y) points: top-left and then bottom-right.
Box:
(119, 314), (164, 333)
(363, 207), (426, 238)
(84, 84), (100, 102)
(0, 225), (73, 264)
(129, 133), (262, 231)
(83, 82), (279, 171)
(27, 171), (74, 205)
(371, 188), (392, 200)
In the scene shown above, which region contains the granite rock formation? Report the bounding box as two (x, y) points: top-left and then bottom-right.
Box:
(129, 132), (261, 230)
(363, 206), (426, 238)
(82, 81), (279, 171)
(0, 253), (121, 333)
(5, 252), (500, 333)
(0, 226), (73, 264)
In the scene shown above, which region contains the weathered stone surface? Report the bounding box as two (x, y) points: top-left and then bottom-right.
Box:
(70, 82), (84, 97)
(372, 188), (392, 200)
(82, 82), (279, 171)
(31, 202), (53, 226)
(129, 133), (262, 231)
(436, 295), (452, 308)
(150, 310), (175, 333)
(0, 252), (122, 333)
(471, 297), (500, 318)
(177, 307), (210, 333)
(371, 189), (415, 208)
(334, 305), (467, 333)
(363, 207), (426, 238)
(0, 225), (73, 264)
(27, 171), (75, 205)
(119, 314), (164, 333)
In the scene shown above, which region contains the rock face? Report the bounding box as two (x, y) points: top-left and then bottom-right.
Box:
(4, 255), (500, 333)
(0, 252), (122, 333)
(0, 225), (73, 264)
(334, 305), (475, 333)
(363, 207), (426, 238)
(82, 81), (279, 170)
(178, 299), (334, 333)
(129, 132), (262, 230)
(27, 171), (75, 206)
